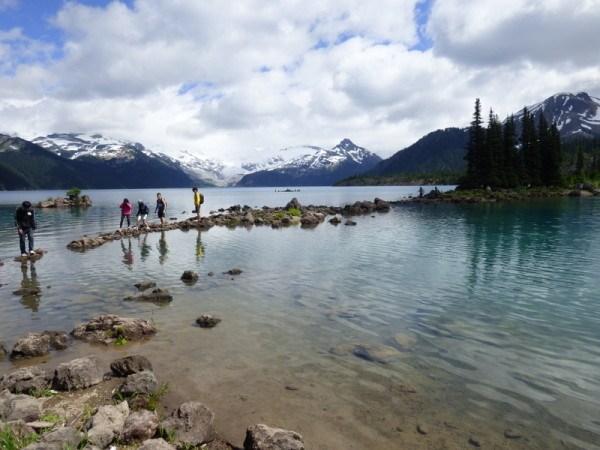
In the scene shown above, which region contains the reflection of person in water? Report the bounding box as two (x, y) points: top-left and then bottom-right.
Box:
(196, 229), (205, 261)
(158, 231), (169, 265)
(20, 262), (40, 312)
(121, 239), (134, 268)
(140, 233), (151, 261)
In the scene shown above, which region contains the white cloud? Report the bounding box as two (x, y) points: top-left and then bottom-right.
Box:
(0, 0), (19, 11)
(0, 0), (599, 164)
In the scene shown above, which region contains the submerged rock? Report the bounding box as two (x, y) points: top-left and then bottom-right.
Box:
(0, 390), (43, 422)
(329, 216), (341, 225)
(181, 271), (199, 284)
(224, 268), (243, 276)
(243, 424), (305, 450)
(10, 331), (69, 359)
(134, 281), (157, 291)
(71, 315), (157, 345)
(0, 366), (49, 394)
(124, 288), (173, 304)
(161, 401), (215, 446)
(87, 401), (129, 449)
(344, 220), (357, 226)
(52, 356), (104, 391)
(12, 287), (41, 296)
(391, 332), (417, 351)
(122, 409), (159, 443)
(351, 344), (401, 364)
(111, 355), (153, 377)
(196, 315), (221, 328)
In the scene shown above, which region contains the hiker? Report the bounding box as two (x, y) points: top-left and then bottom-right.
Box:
(119, 198), (133, 228)
(155, 192), (167, 226)
(418, 186), (424, 198)
(15, 201), (36, 257)
(136, 200), (150, 229)
(192, 187), (204, 221)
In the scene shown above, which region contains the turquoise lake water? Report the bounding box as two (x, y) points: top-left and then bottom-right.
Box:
(0, 187), (599, 449)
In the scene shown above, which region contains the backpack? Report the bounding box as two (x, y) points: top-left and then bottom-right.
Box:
(199, 193), (204, 204)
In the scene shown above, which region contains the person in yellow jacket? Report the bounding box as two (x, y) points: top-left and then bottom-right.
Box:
(192, 187), (204, 221)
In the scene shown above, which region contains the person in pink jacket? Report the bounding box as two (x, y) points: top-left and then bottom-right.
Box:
(119, 198), (133, 228)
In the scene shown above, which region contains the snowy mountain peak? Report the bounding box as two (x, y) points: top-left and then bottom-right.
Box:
(517, 92), (600, 138)
(33, 133), (149, 160)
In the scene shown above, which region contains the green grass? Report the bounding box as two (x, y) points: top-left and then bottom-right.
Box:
(30, 387), (56, 398)
(0, 425), (40, 450)
(41, 411), (63, 426)
(157, 426), (176, 443)
(286, 207), (301, 217)
(146, 383), (169, 411)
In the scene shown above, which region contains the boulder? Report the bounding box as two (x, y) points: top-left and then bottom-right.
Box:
(329, 216), (341, 225)
(352, 344), (401, 364)
(118, 371), (158, 397)
(0, 366), (49, 394)
(23, 426), (83, 450)
(224, 268), (243, 276)
(344, 220), (357, 226)
(124, 288), (173, 304)
(139, 438), (176, 450)
(0, 390), (42, 422)
(285, 198), (301, 210)
(160, 401), (215, 446)
(111, 355), (153, 377)
(52, 356), (104, 391)
(0, 419), (35, 439)
(135, 281), (157, 291)
(121, 409), (159, 443)
(71, 315), (157, 345)
(196, 315), (222, 329)
(374, 198), (390, 211)
(87, 401), (129, 449)
(243, 424), (305, 450)
(10, 331), (69, 359)
(181, 271), (199, 284)
(242, 212), (255, 224)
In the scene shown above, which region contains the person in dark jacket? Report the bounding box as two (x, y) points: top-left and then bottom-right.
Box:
(15, 201), (36, 256)
(136, 200), (150, 229)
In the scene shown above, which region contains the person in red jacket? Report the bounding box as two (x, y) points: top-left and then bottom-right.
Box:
(119, 198), (133, 228)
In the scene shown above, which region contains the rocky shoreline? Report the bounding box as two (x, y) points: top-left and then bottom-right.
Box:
(66, 198), (391, 252)
(37, 195), (92, 209)
(0, 314), (304, 450)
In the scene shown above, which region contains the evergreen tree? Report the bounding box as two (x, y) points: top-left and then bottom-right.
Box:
(546, 123), (562, 185)
(538, 113), (550, 185)
(575, 147), (585, 177)
(484, 109), (504, 187)
(502, 115), (520, 187)
(521, 108), (542, 186)
(464, 98), (485, 188)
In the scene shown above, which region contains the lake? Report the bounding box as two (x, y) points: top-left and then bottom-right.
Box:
(1, 187), (599, 449)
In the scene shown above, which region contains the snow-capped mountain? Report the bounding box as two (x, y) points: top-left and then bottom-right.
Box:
(514, 92), (600, 138)
(236, 139), (382, 186)
(32, 133), (151, 160)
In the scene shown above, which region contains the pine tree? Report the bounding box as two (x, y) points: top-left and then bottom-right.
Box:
(521, 108), (542, 186)
(464, 98), (485, 188)
(484, 109), (503, 187)
(575, 147), (585, 177)
(502, 115), (520, 187)
(538, 113), (550, 185)
(546, 123), (562, 186)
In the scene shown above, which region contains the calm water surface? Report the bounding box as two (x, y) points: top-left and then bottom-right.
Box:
(0, 187), (599, 449)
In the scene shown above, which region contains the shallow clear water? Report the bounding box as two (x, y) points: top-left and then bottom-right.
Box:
(1, 187), (599, 449)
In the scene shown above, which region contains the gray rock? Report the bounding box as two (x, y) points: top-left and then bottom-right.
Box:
(110, 355), (153, 377)
(10, 331), (68, 359)
(352, 344), (401, 364)
(139, 438), (176, 450)
(87, 401), (129, 448)
(504, 429), (522, 439)
(12, 287), (41, 296)
(135, 281), (157, 291)
(0, 390), (42, 422)
(71, 315), (157, 345)
(391, 332), (417, 351)
(0, 419), (35, 439)
(0, 342), (6, 359)
(329, 216), (341, 225)
(121, 409), (159, 443)
(285, 198), (301, 210)
(161, 401), (215, 446)
(196, 315), (221, 328)
(344, 220), (357, 226)
(28, 426), (83, 449)
(52, 356), (104, 391)
(124, 288), (173, 304)
(0, 366), (49, 394)
(244, 424), (305, 450)
(224, 268), (243, 275)
(181, 271), (199, 284)
(118, 371), (158, 397)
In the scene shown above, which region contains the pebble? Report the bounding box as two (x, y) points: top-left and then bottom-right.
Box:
(468, 436), (481, 447)
(416, 423), (428, 435)
(504, 429), (522, 439)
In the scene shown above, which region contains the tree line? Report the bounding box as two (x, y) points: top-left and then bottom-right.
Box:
(462, 98), (562, 189)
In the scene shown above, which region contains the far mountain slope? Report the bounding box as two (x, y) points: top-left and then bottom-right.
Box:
(236, 139), (382, 186)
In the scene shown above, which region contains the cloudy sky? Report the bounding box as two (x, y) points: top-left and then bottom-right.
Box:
(0, 0), (599, 163)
